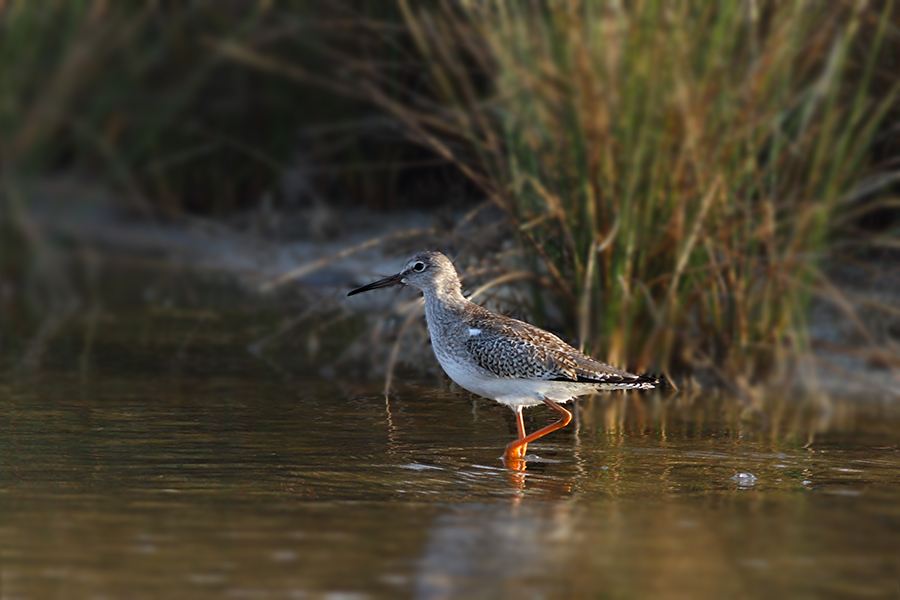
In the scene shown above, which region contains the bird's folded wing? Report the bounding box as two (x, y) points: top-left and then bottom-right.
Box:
(463, 325), (576, 379)
(464, 314), (654, 387)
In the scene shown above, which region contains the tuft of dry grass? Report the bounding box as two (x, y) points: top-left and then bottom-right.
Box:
(387, 0), (899, 385)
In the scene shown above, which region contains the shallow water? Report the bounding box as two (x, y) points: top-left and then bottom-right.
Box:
(1, 279), (899, 599)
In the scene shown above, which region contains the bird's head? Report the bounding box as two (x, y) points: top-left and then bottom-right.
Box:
(347, 251), (459, 297)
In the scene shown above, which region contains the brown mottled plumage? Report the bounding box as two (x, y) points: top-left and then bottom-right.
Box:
(463, 303), (653, 385)
(348, 251), (656, 467)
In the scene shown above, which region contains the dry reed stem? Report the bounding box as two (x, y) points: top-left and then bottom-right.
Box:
(258, 227), (437, 293)
(466, 271), (543, 302)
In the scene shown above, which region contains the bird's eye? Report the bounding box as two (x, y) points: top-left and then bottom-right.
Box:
(413, 262), (426, 272)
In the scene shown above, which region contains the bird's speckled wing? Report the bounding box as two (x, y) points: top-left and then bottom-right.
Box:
(463, 306), (654, 387)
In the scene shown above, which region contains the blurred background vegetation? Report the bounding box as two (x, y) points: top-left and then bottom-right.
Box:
(1, 0), (898, 389)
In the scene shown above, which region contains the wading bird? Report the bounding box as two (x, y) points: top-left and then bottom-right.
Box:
(348, 251), (656, 468)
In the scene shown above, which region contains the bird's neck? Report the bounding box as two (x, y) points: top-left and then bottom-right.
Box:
(422, 283), (469, 330)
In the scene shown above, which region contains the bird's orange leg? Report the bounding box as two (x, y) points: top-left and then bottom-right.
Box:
(503, 398), (572, 467)
(506, 406), (529, 460)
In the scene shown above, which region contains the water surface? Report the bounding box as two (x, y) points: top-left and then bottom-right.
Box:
(1, 281), (898, 599)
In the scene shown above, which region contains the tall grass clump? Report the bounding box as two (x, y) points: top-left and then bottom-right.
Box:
(396, 1), (897, 384)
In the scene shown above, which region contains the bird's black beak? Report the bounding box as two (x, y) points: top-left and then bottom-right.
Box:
(347, 272), (405, 296)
